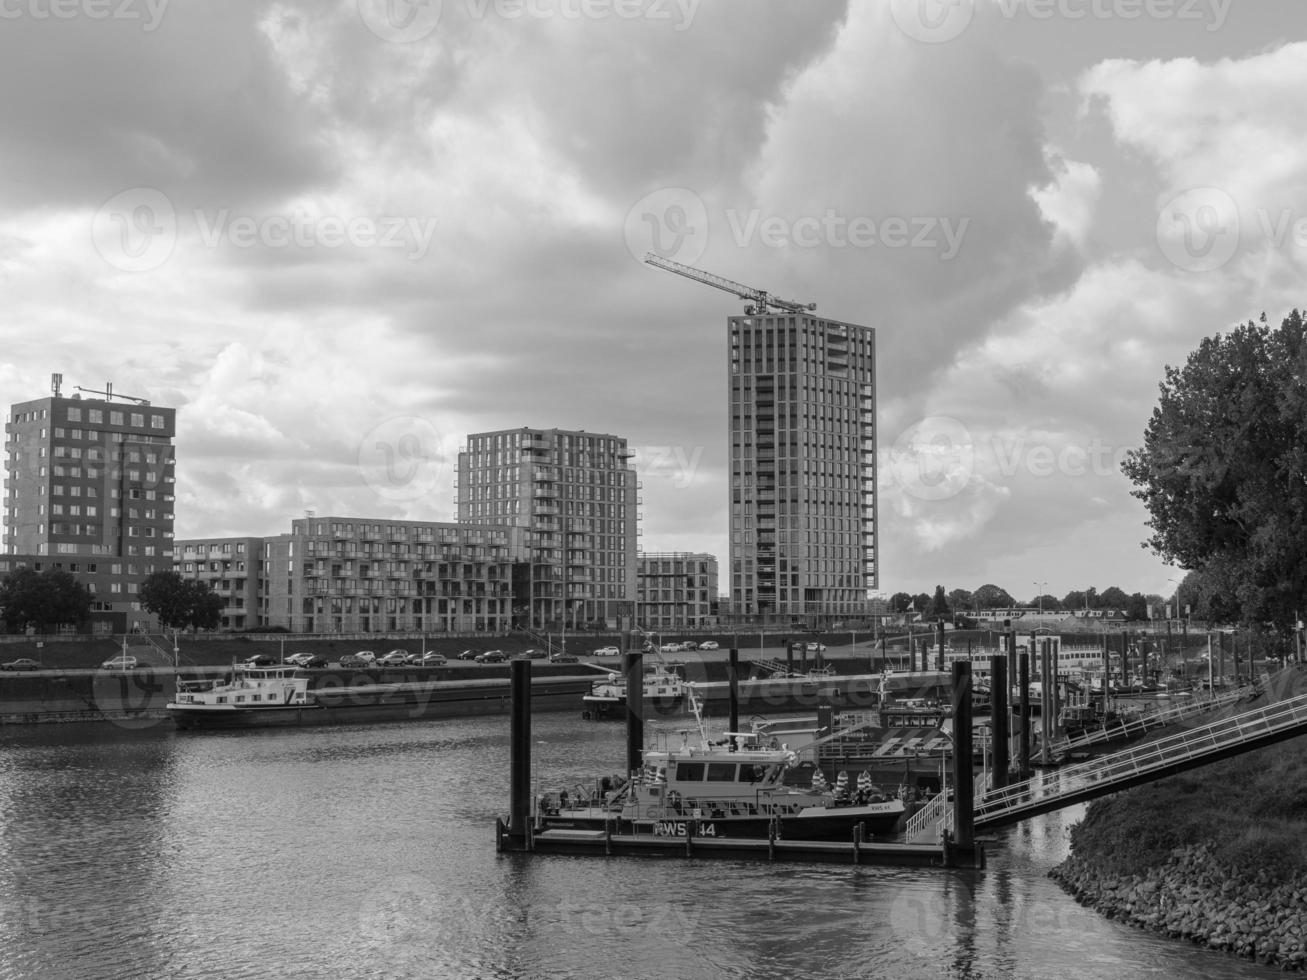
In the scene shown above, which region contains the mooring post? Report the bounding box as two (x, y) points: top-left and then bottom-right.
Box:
(951, 661), (975, 853)
(1102, 634), (1111, 712)
(786, 640), (794, 676)
(1006, 630), (1017, 696)
(909, 636), (917, 673)
(1039, 639), (1052, 764)
(624, 649), (643, 778)
(1120, 631), (1130, 689)
(1018, 651), (1031, 776)
(990, 655), (1009, 789)
(728, 647), (740, 735)
(509, 658), (531, 842)
(936, 620), (946, 671)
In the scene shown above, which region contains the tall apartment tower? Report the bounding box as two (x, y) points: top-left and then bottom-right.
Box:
(457, 427), (638, 630)
(729, 315), (877, 619)
(2, 378), (176, 630)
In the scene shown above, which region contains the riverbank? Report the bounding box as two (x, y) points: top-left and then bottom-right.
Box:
(1050, 733), (1307, 971)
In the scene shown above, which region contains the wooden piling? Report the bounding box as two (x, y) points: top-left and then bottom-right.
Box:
(951, 661), (975, 850)
(1018, 652), (1031, 776)
(624, 649), (643, 777)
(509, 658), (531, 840)
(728, 648), (740, 735)
(991, 655), (1009, 788)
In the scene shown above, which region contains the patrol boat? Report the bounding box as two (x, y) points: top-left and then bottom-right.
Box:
(540, 690), (906, 840)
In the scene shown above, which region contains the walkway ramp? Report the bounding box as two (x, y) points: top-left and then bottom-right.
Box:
(974, 687), (1307, 831)
(1045, 684), (1257, 757)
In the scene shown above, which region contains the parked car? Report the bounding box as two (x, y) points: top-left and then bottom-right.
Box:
(1, 658), (40, 671)
(241, 654), (277, 667)
(660, 643), (683, 653)
(593, 645), (620, 657)
(417, 652), (448, 666)
(680, 641), (699, 651)
(457, 649), (479, 661)
(519, 649), (547, 660)
(101, 656), (138, 670)
(338, 654), (370, 669)
(475, 650), (507, 663)
(377, 651), (409, 666)
(284, 652), (318, 666)
(806, 642), (827, 652)
(299, 655), (327, 668)
(698, 641), (720, 650)
(549, 652), (579, 663)
(354, 650), (377, 663)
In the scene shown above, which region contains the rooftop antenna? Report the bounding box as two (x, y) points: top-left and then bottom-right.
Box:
(51, 373), (62, 398)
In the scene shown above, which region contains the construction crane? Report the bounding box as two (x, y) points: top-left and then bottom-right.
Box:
(72, 383), (150, 405)
(644, 252), (817, 316)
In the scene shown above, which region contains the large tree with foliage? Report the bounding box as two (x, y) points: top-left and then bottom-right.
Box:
(926, 585), (951, 620)
(139, 571), (225, 632)
(973, 584), (1015, 609)
(1122, 310), (1307, 627)
(0, 567), (91, 633)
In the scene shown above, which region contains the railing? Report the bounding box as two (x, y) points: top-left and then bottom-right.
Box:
(975, 689), (1307, 828)
(904, 790), (953, 843)
(1046, 684), (1256, 755)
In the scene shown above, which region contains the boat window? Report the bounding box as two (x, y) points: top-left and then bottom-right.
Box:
(706, 763), (737, 781)
(739, 765), (769, 783)
(675, 762), (705, 781)
(216, 697), (226, 704)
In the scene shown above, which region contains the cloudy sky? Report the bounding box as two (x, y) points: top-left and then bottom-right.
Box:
(2, 0), (1305, 604)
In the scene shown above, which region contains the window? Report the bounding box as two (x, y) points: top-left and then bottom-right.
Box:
(151, 414), (164, 429)
(130, 413), (144, 427)
(67, 407), (82, 422)
(110, 411), (124, 425)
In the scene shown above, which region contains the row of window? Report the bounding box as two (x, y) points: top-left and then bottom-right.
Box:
(64, 406), (168, 429)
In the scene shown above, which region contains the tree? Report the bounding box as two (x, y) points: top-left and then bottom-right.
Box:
(1124, 593), (1149, 621)
(139, 571), (225, 633)
(912, 592), (932, 615)
(973, 584), (1015, 609)
(948, 588), (973, 612)
(1122, 310), (1307, 628)
(889, 592), (913, 613)
(926, 585), (951, 620)
(0, 567), (91, 633)
(1099, 586), (1130, 611)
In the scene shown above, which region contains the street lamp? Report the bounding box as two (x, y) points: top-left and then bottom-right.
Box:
(1033, 582), (1047, 615)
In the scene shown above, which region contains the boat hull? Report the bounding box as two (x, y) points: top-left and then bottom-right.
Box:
(542, 802), (905, 841)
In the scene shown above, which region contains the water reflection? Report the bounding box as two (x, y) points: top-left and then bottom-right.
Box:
(0, 716), (1291, 980)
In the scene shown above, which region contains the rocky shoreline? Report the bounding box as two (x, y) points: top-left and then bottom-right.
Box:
(1051, 842), (1307, 971)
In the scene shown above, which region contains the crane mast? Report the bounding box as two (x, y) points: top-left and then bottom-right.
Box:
(72, 383), (150, 405)
(644, 252), (817, 316)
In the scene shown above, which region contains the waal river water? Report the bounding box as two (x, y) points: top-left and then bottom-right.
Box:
(0, 710), (1290, 980)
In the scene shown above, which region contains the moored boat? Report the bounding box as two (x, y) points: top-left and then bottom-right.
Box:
(581, 661), (686, 719)
(541, 692), (906, 840)
(168, 665), (321, 728)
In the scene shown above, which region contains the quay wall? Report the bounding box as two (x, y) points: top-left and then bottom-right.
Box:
(1051, 843), (1307, 971)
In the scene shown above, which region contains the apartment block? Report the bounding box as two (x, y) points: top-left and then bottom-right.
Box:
(636, 552), (718, 629)
(457, 428), (638, 630)
(3, 379), (177, 632)
(173, 537), (263, 631)
(729, 314), (877, 620)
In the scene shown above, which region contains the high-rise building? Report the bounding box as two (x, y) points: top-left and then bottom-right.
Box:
(457, 428), (638, 630)
(2, 377), (177, 631)
(729, 314), (877, 620)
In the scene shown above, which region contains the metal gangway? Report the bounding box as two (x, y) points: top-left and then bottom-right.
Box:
(972, 689), (1307, 831)
(1044, 683), (1257, 757)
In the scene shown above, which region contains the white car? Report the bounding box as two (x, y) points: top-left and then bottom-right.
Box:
(698, 641), (719, 650)
(592, 645), (620, 656)
(101, 656), (138, 670)
(355, 650), (377, 663)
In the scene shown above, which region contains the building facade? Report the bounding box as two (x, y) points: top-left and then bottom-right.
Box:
(636, 552), (718, 629)
(175, 518), (526, 634)
(3, 381), (177, 632)
(457, 428), (638, 630)
(728, 314), (877, 620)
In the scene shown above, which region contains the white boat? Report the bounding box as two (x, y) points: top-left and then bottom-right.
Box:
(581, 661), (686, 719)
(167, 665), (320, 728)
(543, 690), (906, 840)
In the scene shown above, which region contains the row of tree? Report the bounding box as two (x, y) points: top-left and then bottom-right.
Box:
(888, 585), (1165, 622)
(0, 569), (224, 634)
